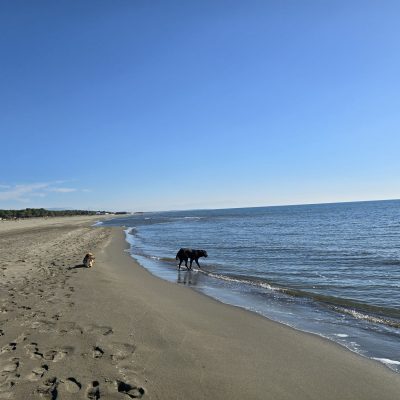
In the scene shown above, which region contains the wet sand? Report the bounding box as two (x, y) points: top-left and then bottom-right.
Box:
(0, 217), (399, 399)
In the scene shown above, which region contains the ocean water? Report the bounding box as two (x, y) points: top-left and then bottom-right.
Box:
(101, 200), (400, 372)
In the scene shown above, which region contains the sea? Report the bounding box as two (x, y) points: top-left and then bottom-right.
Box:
(100, 200), (400, 372)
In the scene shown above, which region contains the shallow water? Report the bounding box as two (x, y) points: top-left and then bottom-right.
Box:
(101, 200), (400, 372)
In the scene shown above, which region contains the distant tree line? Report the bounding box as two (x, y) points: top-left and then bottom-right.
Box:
(0, 208), (98, 219)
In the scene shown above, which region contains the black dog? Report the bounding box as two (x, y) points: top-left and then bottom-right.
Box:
(176, 248), (208, 270)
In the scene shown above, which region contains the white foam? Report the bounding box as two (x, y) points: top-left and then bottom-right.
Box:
(334, 334), (349, 338)
(124, 228), (137, 246)
(372, 358), (400, 366)
(124, 227), (136, 235)
(202, 271), (276, 291)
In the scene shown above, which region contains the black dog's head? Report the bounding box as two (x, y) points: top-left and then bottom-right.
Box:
(201, 250), (208, 258)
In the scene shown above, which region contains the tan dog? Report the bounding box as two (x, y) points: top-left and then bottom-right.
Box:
(83, 253), (95, 268)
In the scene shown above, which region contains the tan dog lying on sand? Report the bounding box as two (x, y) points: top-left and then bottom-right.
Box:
(83, 253), (95, 268)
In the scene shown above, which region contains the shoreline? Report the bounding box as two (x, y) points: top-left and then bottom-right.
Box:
(130, 249), (400, 374)
(104, 228), (400, 399)
(0, 218), (399, 399)
(122, 227), (400, 374)
(112, 204), (400, 375)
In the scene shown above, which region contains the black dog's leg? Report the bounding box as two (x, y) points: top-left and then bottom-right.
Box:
(195, 258), (201, 268)
(189, 258), (193, 270)
(178, 259), (182, 269)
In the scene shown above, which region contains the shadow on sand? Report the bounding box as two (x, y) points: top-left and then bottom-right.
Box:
(68, 264), (87, 270)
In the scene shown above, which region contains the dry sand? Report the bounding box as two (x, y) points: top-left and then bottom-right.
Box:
(0, 217), (400, 399)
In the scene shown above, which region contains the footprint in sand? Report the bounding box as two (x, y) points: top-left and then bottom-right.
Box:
(86, 380), (100, 399)
(36, 376), (58, 399)
(110, 343), (136, 363)
(43, 349), (69, 362)
(0, 358), (20, 391)
(92, 347), (104, 359)
(25, 343), (72, 362)
(57, 321), (83, 335)
(27, 365), (48, 381)
(59, 377), (81, 393)
(0, 343), (16, 354)
(25, 342), (43, 359)
(116, 380), (145, 399)
(1, 359), (19, 376)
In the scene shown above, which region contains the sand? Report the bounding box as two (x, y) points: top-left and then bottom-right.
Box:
(0, 217), (400, 399)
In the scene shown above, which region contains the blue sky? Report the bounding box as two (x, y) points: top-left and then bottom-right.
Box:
(1, 1), (399, 211)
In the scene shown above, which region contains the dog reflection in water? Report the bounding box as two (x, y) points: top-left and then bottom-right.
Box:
(177, 269), (199, 286)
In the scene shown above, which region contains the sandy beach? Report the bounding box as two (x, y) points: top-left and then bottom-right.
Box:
(0, 217), (400, 399)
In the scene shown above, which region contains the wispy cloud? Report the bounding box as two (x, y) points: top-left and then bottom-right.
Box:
(49, 188), (77, 193)
(0, 183), (50, 201)
(0, 182), (84, 203)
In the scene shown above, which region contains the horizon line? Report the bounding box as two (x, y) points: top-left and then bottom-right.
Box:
(149, 197), (400, 214)
(1, 197), (399, 214)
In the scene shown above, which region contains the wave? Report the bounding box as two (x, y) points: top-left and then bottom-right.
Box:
(157, 216), (204, 221)
(126, 243), (400, 329)
(372, 358), (400, 366)
(201, 270), (276, 291)
(198, 270), (400, 328)
(149, 256), (177, 263)
(92, 221), (103, 226)
(332, 307), (400, 329)
(125, 227), (138, 235)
